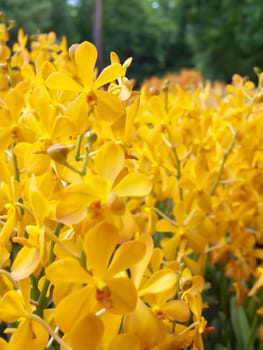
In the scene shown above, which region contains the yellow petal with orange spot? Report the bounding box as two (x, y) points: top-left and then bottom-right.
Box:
(56, 176), (110, 224)
(106, 277), (138, 314)
(8, 319), (48, 350)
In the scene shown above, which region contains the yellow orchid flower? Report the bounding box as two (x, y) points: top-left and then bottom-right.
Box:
(46, 41), (125, 123)
(46, 221), (146, 318)
(0, 279), (49, 350)
(0, 83), (33, 151)
(56, 141), (152, 224)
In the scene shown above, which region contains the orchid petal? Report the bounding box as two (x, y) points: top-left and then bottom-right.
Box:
(95, 142), (124, 183)
(106, 241), (146, 278)
(46, 71), (83, 92)
(94, 63), (124, 90)
(64, 313), (103, 350)
(0, 290), (26, 322)
(139, 269), (176, 296)
(56, 285), (96, 333)
(84, 222), (118, 277)
(46, 257), (92, 284)
(114, 172), (152, 197)
(75, 41), (97, 90)
(11, 246), (40, 281)
(107, 277), (138, 314)
(95, 90), (125, 123)
(56, 176), (110, 224)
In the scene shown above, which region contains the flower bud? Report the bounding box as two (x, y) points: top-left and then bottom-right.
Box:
(181, 278), (193, 292)
(148, 86), (160, 96)
(68, 43), (79, 61)
(84, 130), (97, 148)
(47, 143), (74, 165)
(7, 19), (16, 30)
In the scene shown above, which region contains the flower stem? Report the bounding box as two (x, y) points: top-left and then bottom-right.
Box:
(162, 129), (184, 200)
(45, 228), (80, 258)
(66, 137), (89, 176)
(34, 222), (63, 317)
(30, 313), (72, 350)
(210, 129), (237, 196)
(12, 146), (20, 182)
(74, 134), (83, 161)
(152, 206), (177, 226)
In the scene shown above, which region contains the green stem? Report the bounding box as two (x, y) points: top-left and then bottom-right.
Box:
(245, 313), (259, 350)
(210, 130), (237, 196)
(79, 250), (86, 269)
(152, 206), (177, 226)
(7, 58), (14, 88)
(30, 314), (72, 350)
(45, 228), (80, 258)
(66, 144), (89, 176)
(219, 264), (231, 348)
(30, 275), (40, 301)
(80, 147), (89, 175)
(34, 222), (63, 317)
(47, 222), (64, 264)
(245, 289), (263, 350)
(74, 134), (83, 161)
(12, 147), (20, 182)
(164, 128), (183, 200)
(171, 147), (183, 200)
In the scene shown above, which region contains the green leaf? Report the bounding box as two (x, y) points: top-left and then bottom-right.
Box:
(230, 296), (250, 350)
(214, 344), (228, 350)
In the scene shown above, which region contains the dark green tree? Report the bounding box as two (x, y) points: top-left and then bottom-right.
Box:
(73, 0), (193, 83)
(49, 0), (75, 42)
(0, 0), (53, 36)
(0, 0), (74, 44)
(180, 0), (263, 81)
(73, 0), (93, 42)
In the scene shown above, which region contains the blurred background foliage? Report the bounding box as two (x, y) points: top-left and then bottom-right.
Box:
(1, 0), (263, 83)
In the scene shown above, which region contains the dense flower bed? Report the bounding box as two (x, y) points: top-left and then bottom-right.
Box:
(0, 15), (263, 350)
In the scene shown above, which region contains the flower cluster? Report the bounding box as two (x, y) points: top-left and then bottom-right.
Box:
(0, 13), (263, 350)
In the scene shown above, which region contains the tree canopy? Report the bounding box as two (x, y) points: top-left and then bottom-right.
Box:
(1, 0), (263, 82)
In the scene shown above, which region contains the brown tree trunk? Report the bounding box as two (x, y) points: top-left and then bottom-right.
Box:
(93, 0), (104, 72)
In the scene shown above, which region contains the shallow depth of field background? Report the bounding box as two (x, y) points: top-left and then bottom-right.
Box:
(2, 0), (263, 84)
